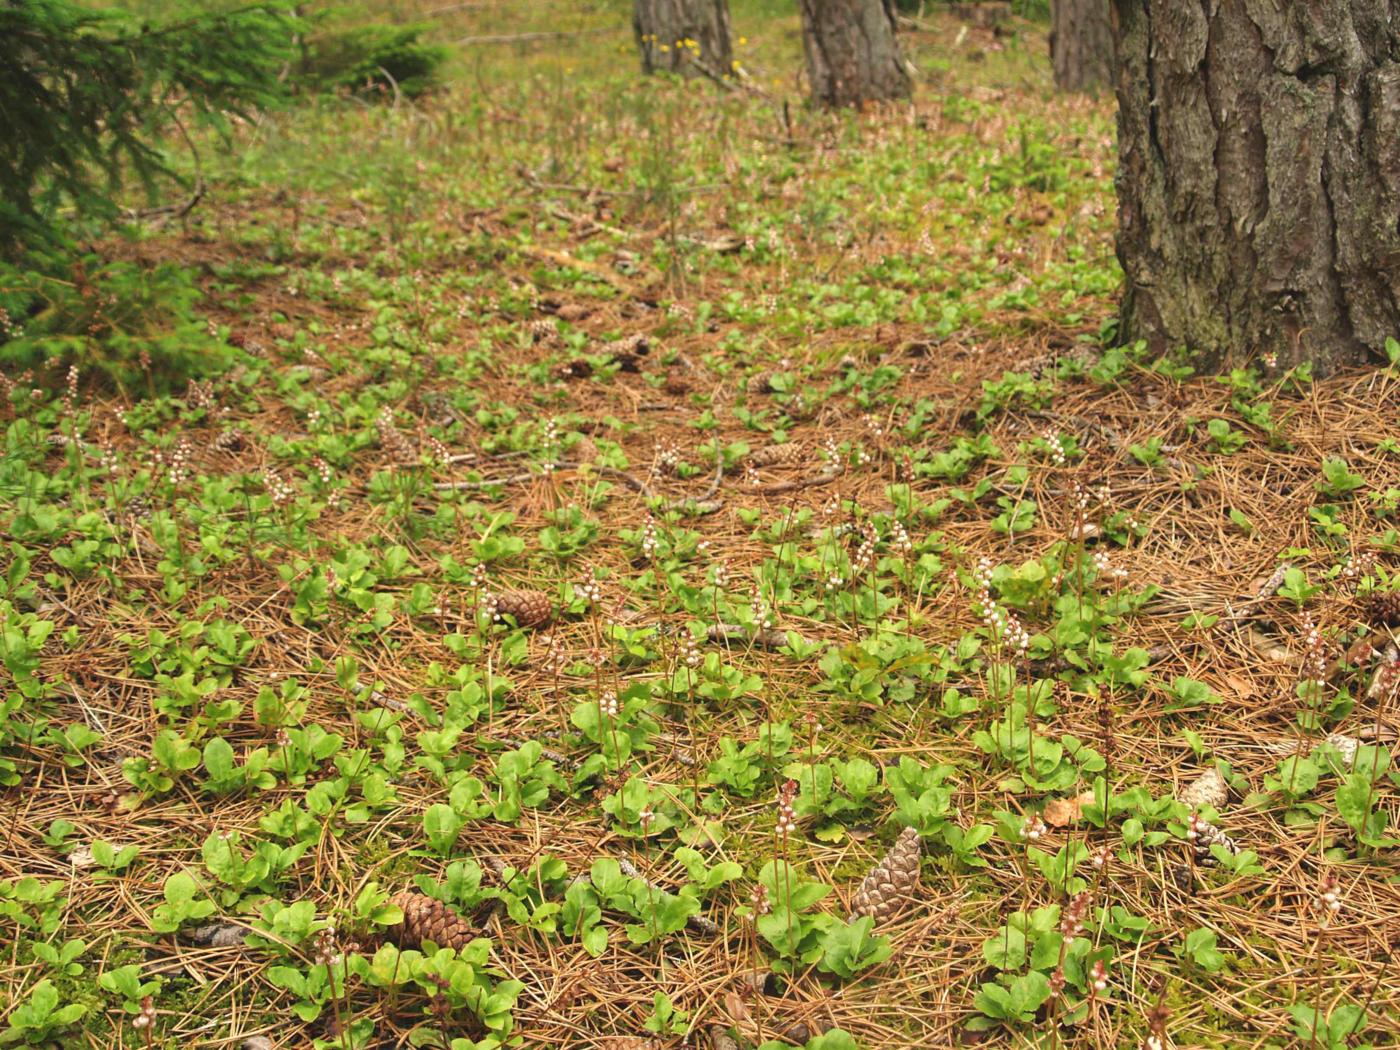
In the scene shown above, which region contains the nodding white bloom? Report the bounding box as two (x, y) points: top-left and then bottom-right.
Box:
(1090, 959), (1109, 993)
(1002, 613), (1030, 657)
(576, 576), (602, 604)
(775, 780), (798, 835)
(640, 515), (658, 561)
(751, 883), (771, 916)
(313, 926), (342, 968)
(1372, 655), (1400, 700)
(1021, 815), (1047, 842)
(1301, 614), (1329, 682)
(1093, 549), (1129, 582)
(471, 562), (489, 589)
(600, 689), (619, 718)
(1060, 890), (1091, 944)
(852, 527), (877, 572)
(652, 439), (680, 475)
(1071, 479), (1091, 514)
(62, 364), (79, 412)
(972, 556), (994, 598)
(157, 437), (194, 486)
(263, 467), (295, 505)
(749, 583), (773, 630)
(423, 434), (450, 465)
(1042, 429), (1067, 466)
(712, 560), (731, 587)
(681, 636), (702, 669)
(891, 521), (913, 555)
(1317, 871), (1342, 929)
(823, 571), (845, 593)
(1341, 550), (1376, 580)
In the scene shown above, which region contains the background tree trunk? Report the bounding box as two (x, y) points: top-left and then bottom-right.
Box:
(1050, 0), (1112, 93)
(634, 0), (733, 81)
(799, 0), (911, 107)
(1112, 1), (1400, 375)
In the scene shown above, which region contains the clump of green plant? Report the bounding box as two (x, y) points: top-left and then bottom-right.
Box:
(0, 254), (242, 391)
(296, 23), (448, 99)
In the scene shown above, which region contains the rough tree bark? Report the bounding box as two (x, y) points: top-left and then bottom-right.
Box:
(799, 0), (911, 107)
(1050, 0), (1113, 93)
(1112, 1), (1400, 375)
(633, 0), (734, 81)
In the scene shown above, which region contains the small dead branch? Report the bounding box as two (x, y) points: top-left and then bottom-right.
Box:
(744, 467), (841, 495)
(455, 26), (623, 46)
(706, 623), (808, 650)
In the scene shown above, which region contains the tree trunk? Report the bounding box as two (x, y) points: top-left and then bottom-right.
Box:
(799, 0), (911, 108)
(633, 0), (733, 81)
(1050, 0), (1112, 93)
(1112, 1), (1400, 375)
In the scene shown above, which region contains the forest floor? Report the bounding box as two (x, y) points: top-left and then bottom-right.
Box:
(4, 5), (1400, 1050)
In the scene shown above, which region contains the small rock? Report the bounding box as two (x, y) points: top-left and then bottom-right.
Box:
(188, 923), (247, 948)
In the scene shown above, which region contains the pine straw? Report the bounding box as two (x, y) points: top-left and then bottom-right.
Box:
(13, 312), (1400, 1046)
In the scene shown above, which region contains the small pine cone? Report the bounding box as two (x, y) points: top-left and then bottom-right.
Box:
(1364, 591), (1400, 627)
(1178, 768), (1228, 810)
(1323, 732), (1361, 768)
(662, 369), (690, 396)
(596, 1040), (665, 1050)
(528, 318), (558, 345)
(708, 1025), (739, 1050)
(747, 443), (806, 468)
(847, 826), (922, 922)
(1191, 818), (1239, 864)
(554, 302), (592, 323)
(212, 428), (247, 454)
(495, 589), (553, 629)
(603, 333), (649, 372)
(388, 891), (474, 952)
(746, 371), (775, 395)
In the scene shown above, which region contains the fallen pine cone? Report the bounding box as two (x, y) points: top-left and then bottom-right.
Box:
(747, 443), (806, 468)
(1188, 816), (1239, 863)
(1363, 590), (1400, 628)
(848, 825), (922, 922)
(495, 589), (553, 630)
(1177, 768), (1228, 810)
(708, 1025), (739, 1050)
(746, 371), (777, 395)
(387, 891), (474, 952)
